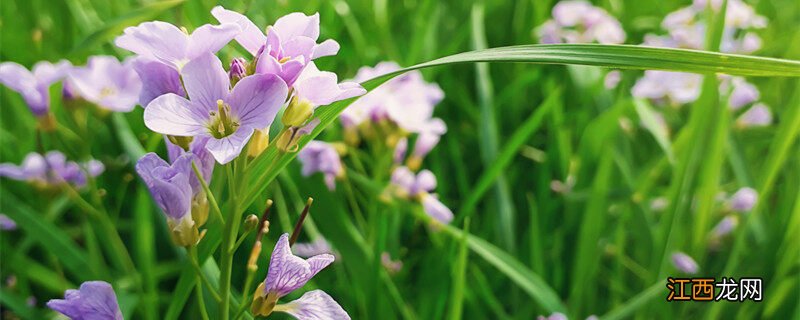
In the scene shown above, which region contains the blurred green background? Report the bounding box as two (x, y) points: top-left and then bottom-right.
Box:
(1, 0), (799, 319)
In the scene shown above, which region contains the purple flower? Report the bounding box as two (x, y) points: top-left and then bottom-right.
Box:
(712, 216), (738, 238)
(0, 60), (71, 116)
(166, 136), (215, 196)
(737, 103), (772, 127)
(727, 77), (760, 110)
(344, 62), (444, 135)
(537, 1), (626, 44)
(251, 233), (348, 319)
(135, 153), (192, 221)
(298, 141), (343, 190)
(0, 151), (103, 187)
(604, 70), (621, 89)
(390, 167), (453, 224)
(229, 57), (247, 85)
(411, 118), (447, 161)
(143, 52), (288, 164)
(671, 252), (699, 274)
(292, 237), (338, 259)
(131, 57), (185, 108)
(47, 281), (123, 320)
(380, 252), (403, 274)
(115, 21), (240, 70)
(0, 214), (16, 231)
(212, 7), (340, 86)
(393, 137), (408, 164)
(728, 187), (758, 212)
(68, 56), (142, 112)
(537, 313), (568, 320)
(632, 71), (702, 106)
(136, 152), (201, 246)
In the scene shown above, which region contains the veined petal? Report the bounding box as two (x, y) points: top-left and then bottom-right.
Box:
(276, 290), (351, 320)
(211, 6), (266, 55)
(188, 23), (241, 57)
(181, 52), (229, 110)
(274, 12), (320, 41)
(229, 73), (288, 129)
(265, 234), (335, 298)
(115, 21), (189, 68)
(144, 94), (208, 136)
(136, 153), (193, 220)
(204, 127), (254, 164)
(132, 57), (185, 107)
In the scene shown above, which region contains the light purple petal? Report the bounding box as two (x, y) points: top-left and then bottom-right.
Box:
(277, 290), (350, 320)
(136, 153), (193, 220)
(728, 187), (758, 212)
(115, 21), (189, 68)
(0, 62), (50, 115)
(181, 52), (229, 110)
(415, 170), (437, 193)
(294, 63), (365, 106)
(33, 60), (72, 85)
(46, 281), (123, 320)
(204, 127), (255, 164)
(390, 166), (416, 194)
(144, 93), (208, 136)
(132, 57), (185, 107)
(228, 73), (288, 129)
(211, 6), (266, 55)
(68, 56), (141, 112)
(0, 214), (16, 231)
(393, 138), (408, 164)
(188, 23), (241, 57)
(256, 54), (306, 86)
(274, 12), (320, 41)
(738, 103), (772, 127)
(281, 36), (316, 63)
(671, 252), (699, 274)
(265, 233), (335, 298)
(422, 195), (453, 224)
(167, 136), (215, 195)
(311, 39), (340, 59)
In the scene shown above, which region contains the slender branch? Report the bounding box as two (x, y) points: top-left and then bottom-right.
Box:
(192, 160), (225, 226)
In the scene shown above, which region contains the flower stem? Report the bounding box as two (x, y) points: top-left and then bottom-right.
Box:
(192, 160), (225, 226)
(189, 246), (211, 320)
(219, 163), (243, 320)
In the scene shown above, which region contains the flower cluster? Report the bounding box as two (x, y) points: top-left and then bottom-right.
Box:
(536, 0), (626, 45)
(388, 167), (454, 224)
(632, 0), (772, 127)
(0, 151), (103, 188)
(298, 141), (344, 190)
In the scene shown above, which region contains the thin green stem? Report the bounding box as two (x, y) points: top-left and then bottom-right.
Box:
(192, 161), (225, 226)
(188, 247), (222, 302)
(233, 271), (257, 320)
(190, 247), (211, 320)
(219, 163), (243, 320)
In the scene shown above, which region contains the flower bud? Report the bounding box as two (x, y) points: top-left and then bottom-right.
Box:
(168, 216), (200, 247)
(251, 283), (278, 317)
(275, 129), (297, 153)
(247, 128), (269, 158)
(282, 97), (314, 128)
(244, 214), (259, 232)
(167, 135), (193, 151)
(229, 58), (247, 86)
(191, 193), (209, 227)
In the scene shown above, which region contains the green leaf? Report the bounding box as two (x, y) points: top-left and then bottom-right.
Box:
(244, 44), (800, 213)
(71, 0), (186, 56)
(2, 193), (93, 279)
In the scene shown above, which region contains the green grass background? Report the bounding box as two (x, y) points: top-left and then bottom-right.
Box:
(1, 0), (799, 319)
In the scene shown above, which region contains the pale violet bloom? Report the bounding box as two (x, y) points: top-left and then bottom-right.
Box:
(0, 151), (103, 187)
(298, 141), (343, 190)
(0, 60), (71, 116)
(68, 56), (142, 112)
(712, 215), (738, 238)
(671, 252), (699, 274)
(292, 237), (338, 260)
(293, 62), (365, 110)
(632, 71), (702, 106)
(604, 70), (621, 89)
(136, 153), (203, 246)
(393, 137), (408, 164)
(411, 118), (447, 161)
(166, 136), (215, 197)
(115, 21), (240, 70)
(344, 62), (444, 135)
(537, 312), (568, 320)
(131, 57), (185, 108)
(212, 6), (340, 86)
(47, 281), (123, 320)
(728, 187), (758, 212)
(537, 0), (626, 44)
(0, 214), (16, 231)
(252, 233), (349, 319)
(390, 166), (453, 224)
(737, 103), (772, 127)
(381, 252), (403, 274)
(143, 53), (288, 164)
(726, 77), (760, 110)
